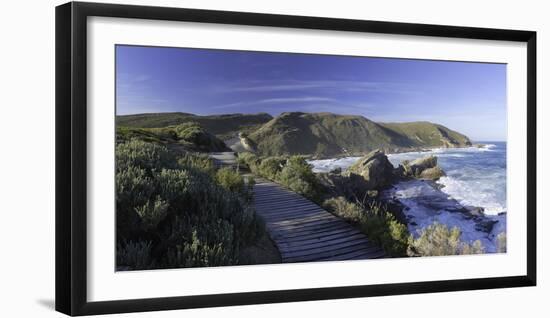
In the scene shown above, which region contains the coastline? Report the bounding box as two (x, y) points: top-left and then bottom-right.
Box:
(309, 142), (507, 252)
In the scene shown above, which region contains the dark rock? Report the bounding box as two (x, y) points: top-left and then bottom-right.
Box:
(384, 199), (407, 223)
(475, 220), (498, 233)
(398, 155), (446, 181)
(466, 206), (485, 217)
(419, 166), (446, 180)
(345, 149), (395, 191)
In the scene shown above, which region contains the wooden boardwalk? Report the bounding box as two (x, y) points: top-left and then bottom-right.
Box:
(254, 179), (385, 263)
(209, 152), (239, 168)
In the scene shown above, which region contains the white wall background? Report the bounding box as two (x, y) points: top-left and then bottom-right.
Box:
(0, 0), (547, 316)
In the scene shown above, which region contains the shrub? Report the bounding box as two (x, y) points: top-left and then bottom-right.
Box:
(116, 139), (176, 173)
(257, 157), (285, 179)
(173, 122), (228, 152)
(116, 240), (153, 270)
(277, 156), (321, 200)
(134, 196), (169, 231)
(408, 222), (485, 256)
(238, 154), (321, 201)
(177, 152), (215, 175)
(237, 152), (260, 170)
(115, 140), (266, 270)
(323, 197), (409, 256)
(215, 167), (245, 194)
(496, 232), (507, 253)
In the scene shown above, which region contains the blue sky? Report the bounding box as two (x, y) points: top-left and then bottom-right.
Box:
(116, 45), (507, 141)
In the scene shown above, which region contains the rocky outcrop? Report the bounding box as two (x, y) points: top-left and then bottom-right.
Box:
(344, 149), (396, 192)
(238, 132), (257, 153)
(398, 155), (446, 180)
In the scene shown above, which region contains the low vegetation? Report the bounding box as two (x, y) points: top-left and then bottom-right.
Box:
(117, 111), (471, 158)
(322, 197), (409, 256)
(116, 139), (265, 270)
(496, 232), (507, 253)
(117, 122), (229, 153)
(117, 112), (273, 140)
(247, 112), (471, 157)
(238, 152), (322, 201)
(407, 223), (485, 256)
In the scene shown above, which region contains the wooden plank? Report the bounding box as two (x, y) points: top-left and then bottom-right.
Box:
(280, 237), (368, 259)
(255, 188), (296, 196)
(265, 217), (342, 232)
(282, 241), (372, 263)
(255, 200), (313, 210)
(257, 207), (326, 219)
(257, 209), (324, 220)
(277, 233), (368, 253)
(269, 222), (351, 240)
(267, 214), (336, 226)
(261, 211), (330, 224)
(253, 178), (385, 262)
(254, 195), (306, 203)
(275, 227), (362, 245)
(318, 246), (385, 261)
(267, 223), (346, 239)
(255, 193), (301, 201)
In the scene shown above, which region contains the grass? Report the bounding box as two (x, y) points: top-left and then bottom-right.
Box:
(117, 112), (273, 140)
(117, 111), (472, 158)
(248, 112), (471, 157)
(116, 123), (229, 153)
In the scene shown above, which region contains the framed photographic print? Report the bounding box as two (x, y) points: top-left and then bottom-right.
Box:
(55, 1), (536, 316)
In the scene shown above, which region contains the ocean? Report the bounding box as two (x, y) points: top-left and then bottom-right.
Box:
(308, 143), (507, 252)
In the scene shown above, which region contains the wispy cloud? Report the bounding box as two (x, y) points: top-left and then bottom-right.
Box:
(213, 79), (418, 95)
(212, 96), (336, 109)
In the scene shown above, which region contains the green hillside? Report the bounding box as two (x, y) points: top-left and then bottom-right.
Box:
(249, 112), (471, 157)
(117, 112), (273, 140)
(116, 111), (471, 158)
(116, 122), (230, 153)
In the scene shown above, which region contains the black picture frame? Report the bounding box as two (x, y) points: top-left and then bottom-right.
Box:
(55, 1), (537, 316)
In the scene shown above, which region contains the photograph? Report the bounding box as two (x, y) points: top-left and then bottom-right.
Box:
(114, 44), (507, 271)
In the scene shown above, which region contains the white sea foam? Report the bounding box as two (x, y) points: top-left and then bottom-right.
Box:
(438, 175), (506, 215)
(388, 180), (506, 253)
(309, 143), (507, 251)
(309, 156), (362, 173)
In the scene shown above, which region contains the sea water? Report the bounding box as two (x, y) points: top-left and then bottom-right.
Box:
(308, 143), (507, 252)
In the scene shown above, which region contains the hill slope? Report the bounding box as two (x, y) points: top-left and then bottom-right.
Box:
(117, 111), (472, 158)
(117, 112), (273, 140)
(248, 112), (471, 157)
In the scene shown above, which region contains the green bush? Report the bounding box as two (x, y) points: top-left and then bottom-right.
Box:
(177, 152), (216, 175)
(408, 222), (485, 256)
(237, 152), (260, 170)
(323, 197), (409, 256)
(115, 140), (265, 270)
(116, 139), (176, 173)
(173, 122), (228, 151)
(496, 232), (507, 253)
(215, 167), (245, 194)
(116, 240), (154, 270)
(238, 153), (321, 201)
(277, 156), (321, 200)
(257, 157), (285, 179)
(134, 196), (169, 231)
